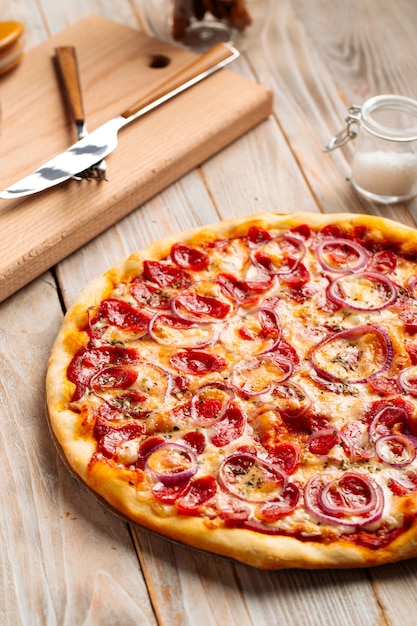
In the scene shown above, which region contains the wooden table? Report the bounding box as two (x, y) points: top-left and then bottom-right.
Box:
(1, 1), (417, 624)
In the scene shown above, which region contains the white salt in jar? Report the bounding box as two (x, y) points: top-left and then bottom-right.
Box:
(325, 95), (417, 204)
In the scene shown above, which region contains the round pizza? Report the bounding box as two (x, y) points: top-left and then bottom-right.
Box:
(46, 212), (417, 569)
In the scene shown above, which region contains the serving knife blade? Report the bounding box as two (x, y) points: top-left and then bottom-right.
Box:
(0, 43), (239, 199)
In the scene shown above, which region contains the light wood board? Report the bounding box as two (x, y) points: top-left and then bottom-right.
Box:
(0, 14), (272, 302)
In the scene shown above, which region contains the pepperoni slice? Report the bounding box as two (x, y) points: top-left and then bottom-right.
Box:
(364, 397), (413, 428)
(174, 291), (230, 320)
(176, 476), (217, 514)
(290, 223), (312, 240)
(211, 404), (245, 448)
(171, 242), (209, 271)
(219, 504), (251, 526)
(103, 389), (149, 419)
(320, 224), (343, 238)
(307, 430), (339, 455)
(368, 375), (402, 396)
(406, 342), (417, 365)
(152, 480), (190, 504)
(170, 350), (226, 375)
(94, 417), (144, 459)
(341, 422), (374, 460)
(67, 344), (139, 401)
(181, 431), (206, 455)
(153, 313), (194, 330)
(219, 452), (286, 502)
(191, 383), (233, 425)
(143, 260), (191, 289)
(368, 250), (397, 273)
(247, 225), (272, 244)
(323, 473), (375, 511)
(279, 262), (310, 290)
(271, 339), (300, 368)
(91, 298), (151, 332)
(218, 272), (273, 306)
(308, 413), (333, 432)
(135, 435), (166, 469)
(170, 375), (191, 398)
(267, 443), (300, 475)
(258, 483), (301, 521)
(369, 406), (408, 441)
(90, 366), (138, 391)
(388, 473), (417, 496)
(400, 308), (417, 334)
(129, 279), (171, 309)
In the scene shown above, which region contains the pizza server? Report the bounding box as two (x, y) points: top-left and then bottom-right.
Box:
(0, 42), (239, 199)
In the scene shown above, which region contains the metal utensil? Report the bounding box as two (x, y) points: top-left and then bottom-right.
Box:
(54, 45), (107, 181)
(0, 42), (239, 199)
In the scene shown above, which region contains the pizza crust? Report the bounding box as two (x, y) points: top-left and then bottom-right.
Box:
(46, 212), (417, 569)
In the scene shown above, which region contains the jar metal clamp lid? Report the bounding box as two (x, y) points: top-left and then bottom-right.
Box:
(324, 95), (417, 203)
(325, 95), (417, 151)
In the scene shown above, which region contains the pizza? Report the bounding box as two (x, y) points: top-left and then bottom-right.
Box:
(46, 212), (417, 570)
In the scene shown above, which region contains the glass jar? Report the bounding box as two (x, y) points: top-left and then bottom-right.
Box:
(325, 95), (417, 204)
(140, 0), (272, 52)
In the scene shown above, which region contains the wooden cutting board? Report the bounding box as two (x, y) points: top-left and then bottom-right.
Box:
(0, 15), (272, 303)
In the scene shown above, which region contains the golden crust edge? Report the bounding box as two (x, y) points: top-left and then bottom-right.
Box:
(45, 211), (417, 569)
(40, 417), (417, 571)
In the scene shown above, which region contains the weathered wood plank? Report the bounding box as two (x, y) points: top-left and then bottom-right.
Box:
(234, 565), (383, 626)
(248, 0), (417, 226)
(0, 279), (157, 626)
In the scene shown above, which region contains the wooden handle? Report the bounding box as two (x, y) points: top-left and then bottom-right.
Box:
(54, 46), (84, 124)
(121, 43), (237, 119)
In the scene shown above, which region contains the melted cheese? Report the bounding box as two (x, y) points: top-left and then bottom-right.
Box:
(74, 223), (417, 540)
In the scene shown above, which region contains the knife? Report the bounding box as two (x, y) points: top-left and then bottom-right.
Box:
(54, 45), (107, 180)
(0, 42), (239, 199)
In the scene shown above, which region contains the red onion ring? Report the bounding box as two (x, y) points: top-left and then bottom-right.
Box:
(90, 364), (138, 392)
(190, 383), (235, 426)
(369, 404), (408, 442)
(375, 434), (416, 467)
(328, 272), (397, 311)
(86, 302), (151, 341)
(219, 307), (282, 356)
(407, 275), (417, 298)
(145, 442), (197, 485)
(171, 283), (233, 323)
(341, 422), (374, 460)
(306, 428), (355, 462)
(304, 473), (384, 527)
(231, 355), (293, 396)
(91, 362), (172, 411)
(86, 306), (100, 338)
(257, 307), (283, 354)
(243, 262), (275, 290)
(310, 325), (393, 384)
(398, 365), (417, 396)
(148, 310), (217, 349)
(219, 452), (288, 503)
(272, 381), (312, 419)
(250, 235), (306, 276)
(320, 472), (381, 517)
(316, 238), (369, 273)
